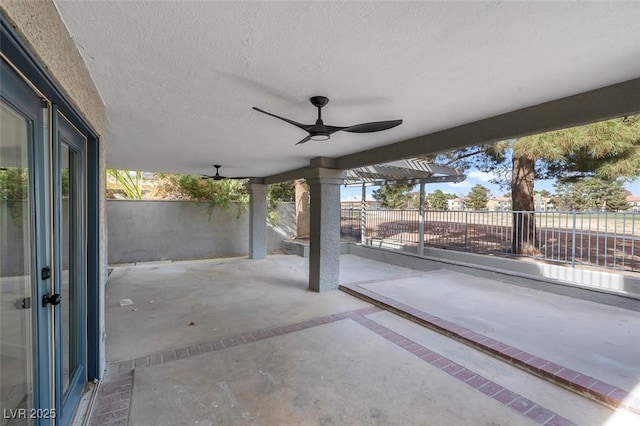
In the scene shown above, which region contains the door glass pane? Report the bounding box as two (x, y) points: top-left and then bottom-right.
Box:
(57, 117), (86, 420)
(60, 144), (74, 393)
(0, 102), (34, 421)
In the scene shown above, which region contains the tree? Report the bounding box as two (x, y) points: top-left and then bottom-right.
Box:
(554, 178), (629, 212)
(156, 173), (249, 217)
(268, 181), (295, 205)
(508, 115), (640, 253)
(426, 189), (450, 210)
(372, 183), (414, 209)
(428, 115), (640, 254)
(266, 180), (311, 238)
(0, 167), (28, 201)
(293, 180), (310, 238)
(0, 167), (28, 225)
(466, 184), (490, 210)
(107, 169), (143, 199)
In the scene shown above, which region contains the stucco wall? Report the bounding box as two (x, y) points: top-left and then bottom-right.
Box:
(108, 201), (295, 264)
(0, 1), (105, 132)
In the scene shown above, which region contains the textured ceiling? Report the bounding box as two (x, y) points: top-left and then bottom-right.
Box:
(53, 1), (640, 179)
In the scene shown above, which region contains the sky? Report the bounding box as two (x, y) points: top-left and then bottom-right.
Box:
(340, 168), (640, 201)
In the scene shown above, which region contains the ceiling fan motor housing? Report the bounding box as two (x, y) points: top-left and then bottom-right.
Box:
(310, 96), (329, 108)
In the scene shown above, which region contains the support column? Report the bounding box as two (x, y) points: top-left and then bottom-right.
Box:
(248, 182), (269, 259)
(308, 169), (346, 292)
(418, 181), (425, 256)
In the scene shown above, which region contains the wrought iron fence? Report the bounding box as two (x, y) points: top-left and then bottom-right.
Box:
(340, 208), (640, 272)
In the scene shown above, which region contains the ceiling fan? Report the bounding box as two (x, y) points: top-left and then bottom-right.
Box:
(200, 165), (247, 180)
(253, 96), (402, 145)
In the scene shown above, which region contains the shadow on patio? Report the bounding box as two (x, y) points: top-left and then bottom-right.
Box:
(89, 254), (639, 426)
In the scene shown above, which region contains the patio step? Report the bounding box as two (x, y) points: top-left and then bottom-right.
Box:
(339, 281), (640, 415)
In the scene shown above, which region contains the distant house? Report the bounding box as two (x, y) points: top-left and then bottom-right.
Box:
(626, 195), (640, 213)
(534, 194), (555, 211)
(487, 196), (511, 211)
(447, 197), (466, 211)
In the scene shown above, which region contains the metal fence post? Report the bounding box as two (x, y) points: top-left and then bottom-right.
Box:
(632, 214), (636, 272)
(464, 210), (469, 250)
(571, 211), (577, 267)
(418, 182), (425, 255)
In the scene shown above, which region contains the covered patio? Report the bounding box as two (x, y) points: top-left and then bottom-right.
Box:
(89, 253), (639, 426)
(1, 1), (639, 425)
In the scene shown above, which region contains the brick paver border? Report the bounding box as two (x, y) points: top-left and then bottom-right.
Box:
(89, 365), (133, 425)
(340, 280), (640, 415)
(90, 306), (577, 426)
(344, 310), (575, 426)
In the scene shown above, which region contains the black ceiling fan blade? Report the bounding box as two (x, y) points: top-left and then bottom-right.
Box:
(342, 119), (403, 134)
(252, 107), (312, 132)
(295, 135), (312, 145)
(325, 125), (347, 134)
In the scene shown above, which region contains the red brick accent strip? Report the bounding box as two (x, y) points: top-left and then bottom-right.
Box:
(93, 305), (575, 426)
(339, 281), (639, 415)
(345, 310), (575, 426)
(89, 364), (133, 425)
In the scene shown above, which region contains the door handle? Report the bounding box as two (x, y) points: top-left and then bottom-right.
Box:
(42, 293), (62, 307)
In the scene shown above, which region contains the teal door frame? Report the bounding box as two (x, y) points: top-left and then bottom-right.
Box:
(1, 53), (53, 423)
(2, 13), (102, 425)
(52, 106), (87, 425)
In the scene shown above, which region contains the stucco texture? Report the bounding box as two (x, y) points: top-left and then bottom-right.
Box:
(0, 0), (104, 134)
(107, 201), (295, 264)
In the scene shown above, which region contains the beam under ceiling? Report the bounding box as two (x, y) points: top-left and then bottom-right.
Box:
(263, 78), (640, 184)
(336, 78), (640, 171)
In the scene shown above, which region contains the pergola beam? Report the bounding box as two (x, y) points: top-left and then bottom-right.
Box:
(344, 174), (466, 187)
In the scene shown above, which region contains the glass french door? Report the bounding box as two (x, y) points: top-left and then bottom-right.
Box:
(1, 58), (86, 425)
(1, 56), (50, 426)
(54, 112), (86, 425)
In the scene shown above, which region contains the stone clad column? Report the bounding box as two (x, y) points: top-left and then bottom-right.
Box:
(248, 181), (269, 259)
(307, 168), (346, 292)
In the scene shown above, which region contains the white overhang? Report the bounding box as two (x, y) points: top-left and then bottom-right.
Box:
(52, 1), (640, 180)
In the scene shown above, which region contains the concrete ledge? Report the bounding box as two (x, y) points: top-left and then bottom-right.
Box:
(340, 281), (640, 414)
(282, 239), (349, 258)
(282, 239), (310, 257)
(347, 243), (640, 311)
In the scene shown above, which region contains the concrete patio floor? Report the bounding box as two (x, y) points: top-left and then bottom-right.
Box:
(90, 254), (640, 425)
